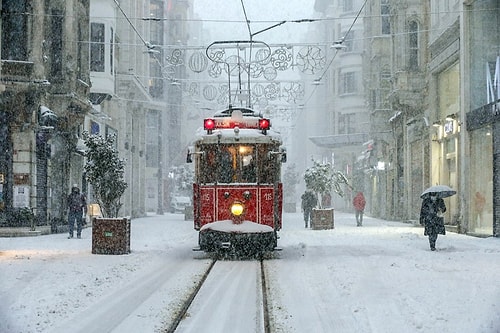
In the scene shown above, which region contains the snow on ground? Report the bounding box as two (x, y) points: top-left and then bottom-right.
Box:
(269, 214), (500, 333)
(0, 210), (499, 333)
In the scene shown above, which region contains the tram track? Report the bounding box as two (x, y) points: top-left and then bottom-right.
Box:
(164, 259), (217, 333)
(261, 259), (272, 333)
(165, 257), (272, 333)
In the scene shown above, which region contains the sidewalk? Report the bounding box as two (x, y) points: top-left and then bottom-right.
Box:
(0, 225), (52, 237)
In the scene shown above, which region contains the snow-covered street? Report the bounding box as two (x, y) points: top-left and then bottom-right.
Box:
(1, 211), (499, 333)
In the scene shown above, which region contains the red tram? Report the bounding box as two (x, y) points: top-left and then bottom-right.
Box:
(187, 107), (286, 254)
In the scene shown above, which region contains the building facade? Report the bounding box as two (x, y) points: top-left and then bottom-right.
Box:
(88, 0), (191, 217)
(365, 0), (499, 237)
(463, 0), (499, 236)
(0, 0), (91, 227)
(312, 0), (498, 237)
(309, 0), (369, 210)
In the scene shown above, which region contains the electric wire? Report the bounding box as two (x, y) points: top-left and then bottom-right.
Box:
(7, 2), (494, 110)
(19, 6), (500, 23)
(112, 0), (149, 49)
(302, 0), (368, 107)
(240, 0), (252, 40)
(8, 7), (494, 52)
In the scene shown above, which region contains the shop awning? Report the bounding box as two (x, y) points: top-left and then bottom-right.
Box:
(309, 133), (371, 149)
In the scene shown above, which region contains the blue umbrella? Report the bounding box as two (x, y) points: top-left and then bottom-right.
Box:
(421, 185), (456, 199)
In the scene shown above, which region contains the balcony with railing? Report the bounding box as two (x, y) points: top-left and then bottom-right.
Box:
(1, 60), (35, 83)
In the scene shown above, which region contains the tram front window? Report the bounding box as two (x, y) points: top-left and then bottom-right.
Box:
(198, 144), (265, 184)
(215, 145), (256, 184)
(241, 148), (256, 183)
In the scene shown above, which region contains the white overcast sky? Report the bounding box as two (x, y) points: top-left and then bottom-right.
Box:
(191, 0), (317, 45)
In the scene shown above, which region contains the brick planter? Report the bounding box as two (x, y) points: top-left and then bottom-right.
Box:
(311, 208), (334, 230)
(92, 218), (131, 255)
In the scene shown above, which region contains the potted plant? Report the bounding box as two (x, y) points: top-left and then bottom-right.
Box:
(304, 160), (350, 229)
(83, 132), (130, 254)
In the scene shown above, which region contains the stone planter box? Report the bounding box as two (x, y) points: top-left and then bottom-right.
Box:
(311, 208), (334, 230)
(92, 218), (131, 255)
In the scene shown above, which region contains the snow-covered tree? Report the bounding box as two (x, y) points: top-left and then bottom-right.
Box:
(83, 132), (127, 217)
(169, 165), (194, 196)
(176, 165), (194, 195)
(304, 160), (350, 208)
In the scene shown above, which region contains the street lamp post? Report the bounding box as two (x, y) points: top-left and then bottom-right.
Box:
(157, 111), (164, 215)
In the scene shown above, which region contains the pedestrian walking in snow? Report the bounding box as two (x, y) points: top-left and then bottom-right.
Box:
(353, 192), (366, 226)
(301, 190), (317, 228)
(67, 185), (87, 239)
(474, 191), (486, 225)
(419, 193), (446, 251)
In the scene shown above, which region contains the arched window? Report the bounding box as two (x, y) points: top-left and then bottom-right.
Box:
(408, 21), (419, 70)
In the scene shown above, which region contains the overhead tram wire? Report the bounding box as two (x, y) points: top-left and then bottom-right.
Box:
(112, 0), (149, 49)
(29, 1), (480, 101)
(238, 0), (324, 107)
(22, 9), (482, 47)
(113, 0), (182, 84)
(21, 5), (500, 27)
(240, 0), (252, 40)
(302, 0), (368, 107)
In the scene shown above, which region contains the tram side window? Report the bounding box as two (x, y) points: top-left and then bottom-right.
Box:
(199, 145), (217, 184)
(218, 147), (234, 183)
(257, 145), (275, 184)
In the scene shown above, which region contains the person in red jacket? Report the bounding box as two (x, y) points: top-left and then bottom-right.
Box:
(353, 192), (366, 226)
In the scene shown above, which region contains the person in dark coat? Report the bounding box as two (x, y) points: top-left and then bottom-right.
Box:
(419, 193), (446, 251)
(67, 185), (87, 239)
(353, 192), (366, 226)
(301, 190), (317, 228)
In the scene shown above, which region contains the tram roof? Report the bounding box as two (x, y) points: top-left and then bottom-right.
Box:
(193, 127), (282, 144)
(212, 107), (261, 118)
(192, 106), (283, 144)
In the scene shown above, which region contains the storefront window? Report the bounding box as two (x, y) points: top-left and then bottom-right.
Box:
(437, 63), (460, 224)
(469, 126), (493, 235)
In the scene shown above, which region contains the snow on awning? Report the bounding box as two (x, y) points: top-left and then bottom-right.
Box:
(40, 105), (56, 117)
(388, 111), (402, 122)
(39, 105), (58, 125)
(309, 133), (371, 149)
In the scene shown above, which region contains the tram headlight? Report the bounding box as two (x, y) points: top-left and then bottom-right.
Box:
(230, 201), (244, 216)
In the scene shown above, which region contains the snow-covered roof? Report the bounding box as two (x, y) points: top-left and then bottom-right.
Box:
(309, 133), (370, 149)
(191, 106), (283, 144)
(212, 107), (261, 118)
(193, 127), (282, 144)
